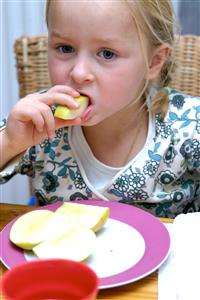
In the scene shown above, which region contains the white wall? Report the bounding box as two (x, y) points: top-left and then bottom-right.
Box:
(172, 0), (180, 16)
(0, 0), (47, 204)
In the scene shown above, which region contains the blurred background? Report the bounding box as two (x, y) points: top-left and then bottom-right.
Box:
(1, 0), (200, 204)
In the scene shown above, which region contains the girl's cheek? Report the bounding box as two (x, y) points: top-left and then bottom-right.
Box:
(48, 59), (56, 83)
(48, 51), (64, 83)
(48, 62), (66, 85)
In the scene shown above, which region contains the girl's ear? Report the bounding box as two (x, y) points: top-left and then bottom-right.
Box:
(147, 44), (171, 80)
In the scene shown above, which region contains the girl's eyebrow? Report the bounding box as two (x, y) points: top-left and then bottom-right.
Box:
(50, 31), (123, 45)
(50, 31), (68, 39)
(92, 37), (122, 44)
(50, 30), (133, 48)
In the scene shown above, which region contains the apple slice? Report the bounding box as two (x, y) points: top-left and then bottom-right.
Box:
(55, 202), (110, 232)
(33, 223), (96, 262)
(41, 212), (71, 239)
(54, 95), (89, 120)
(9, 210), (54, 250)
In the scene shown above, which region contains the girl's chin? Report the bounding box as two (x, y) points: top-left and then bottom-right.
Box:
(80, 115), (102, 127)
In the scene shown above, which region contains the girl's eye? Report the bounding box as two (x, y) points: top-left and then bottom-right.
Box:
(57, 45), (74, 54)
(99, 49), (115, 60)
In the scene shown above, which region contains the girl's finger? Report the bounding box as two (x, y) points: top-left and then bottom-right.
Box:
(55, 117), (82, 130)
(31, 93), (80, 108)
(37, 102), (56, 139)
(47, 85), (80, 98)
(17, 106), (45, 133)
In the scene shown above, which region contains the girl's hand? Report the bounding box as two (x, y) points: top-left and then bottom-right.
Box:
(4, 85), (82, 156)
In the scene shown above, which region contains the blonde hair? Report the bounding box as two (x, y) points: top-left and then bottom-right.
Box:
(45, 0), (177, 118)
(124, 0), (178, 117)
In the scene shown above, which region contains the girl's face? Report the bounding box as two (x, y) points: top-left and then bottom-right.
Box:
(48, 0), (148, 125)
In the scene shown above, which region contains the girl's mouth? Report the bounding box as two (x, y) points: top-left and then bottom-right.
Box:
(81, 104), (93, 122)
(78, 93), (93, 122)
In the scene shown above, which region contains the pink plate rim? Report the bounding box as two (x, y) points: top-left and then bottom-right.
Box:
(0, 199), (170, 289)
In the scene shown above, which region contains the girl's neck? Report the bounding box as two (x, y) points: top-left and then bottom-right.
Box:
(82, 105), (149, 167)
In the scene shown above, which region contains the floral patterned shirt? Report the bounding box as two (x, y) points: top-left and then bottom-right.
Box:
(1, 88), (200, 218)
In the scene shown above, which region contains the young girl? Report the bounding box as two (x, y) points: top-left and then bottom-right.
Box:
(0, 0), (199, 218)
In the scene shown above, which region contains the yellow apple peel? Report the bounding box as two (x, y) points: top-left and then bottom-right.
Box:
(54, 95), (89, 120)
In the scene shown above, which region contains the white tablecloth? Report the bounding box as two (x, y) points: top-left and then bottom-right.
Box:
(158, 213), (200, 300)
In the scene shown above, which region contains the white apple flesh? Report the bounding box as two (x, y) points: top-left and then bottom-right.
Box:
(9, 203), (109, 261)
(9, 210), (54, 250)
(33, 223), (96, 261)
(55, 202), (110, 232)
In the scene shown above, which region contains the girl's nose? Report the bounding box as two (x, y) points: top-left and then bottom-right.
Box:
(70, 56), (94, 84)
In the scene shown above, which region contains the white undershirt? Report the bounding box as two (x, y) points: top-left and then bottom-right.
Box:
(71, 111), (154, 192)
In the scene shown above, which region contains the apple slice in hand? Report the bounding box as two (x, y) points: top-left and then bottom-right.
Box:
(33, 223), (96, 262)
(55, 202), (110, 232)
(9, 210), (54, 250)
(54, 95), (89, 120)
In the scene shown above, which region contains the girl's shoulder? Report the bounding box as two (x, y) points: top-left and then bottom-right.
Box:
(154, 87), (200, 142)
(164, 87), (200, 123)
(166, 87), (200, 112)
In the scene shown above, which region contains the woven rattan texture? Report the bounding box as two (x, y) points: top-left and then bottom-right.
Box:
(14, 36), (50, 97)
(170, 35), (200, 96)
(14, 35), (200, 97)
